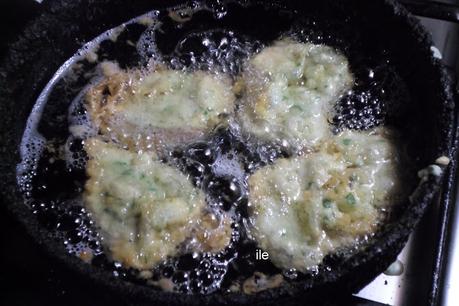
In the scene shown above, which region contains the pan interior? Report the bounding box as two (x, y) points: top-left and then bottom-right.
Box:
(15, 0), (438, 297)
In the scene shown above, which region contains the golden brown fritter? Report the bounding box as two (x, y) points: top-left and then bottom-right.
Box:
(85, 62), (235, 154)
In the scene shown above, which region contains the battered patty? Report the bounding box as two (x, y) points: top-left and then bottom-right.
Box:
(85, 138), (232, 269)
(86, 62), (235, 153)
(247, 129), (402, 272)
(238, 39), (353, 150)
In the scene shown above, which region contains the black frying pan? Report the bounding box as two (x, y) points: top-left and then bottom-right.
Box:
(0, 0), (456, 305)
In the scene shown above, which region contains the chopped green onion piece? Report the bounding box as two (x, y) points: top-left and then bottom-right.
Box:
(290, 104), (303, 112)
(121, 169), (133, 176)
(342, 138), (352, 146)
(345, 193), (356, 205)
(322, 199), (333, 208)
(203, 107), (213, 116)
